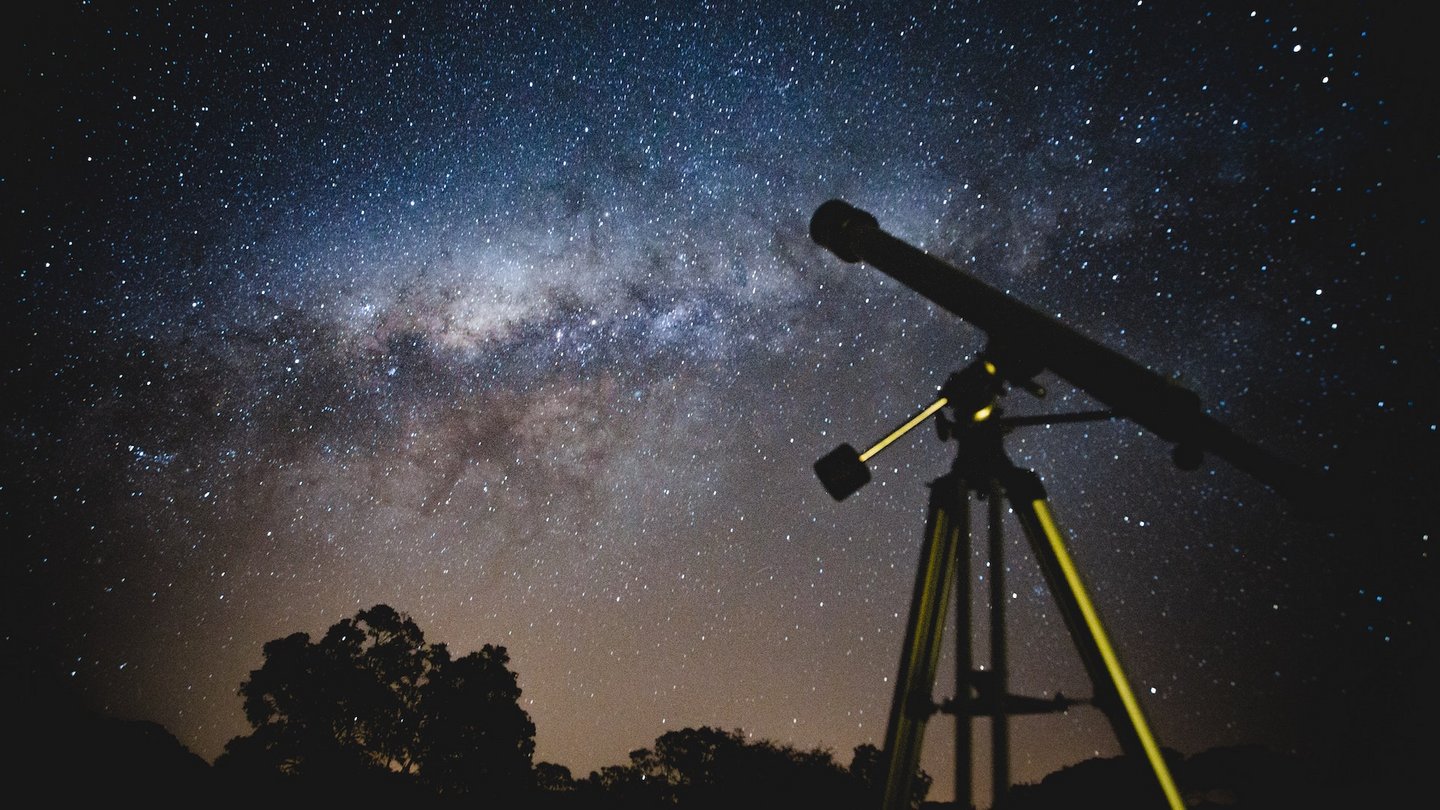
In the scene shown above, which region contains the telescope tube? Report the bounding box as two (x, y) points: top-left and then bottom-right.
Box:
(810, 199), (1319, 508)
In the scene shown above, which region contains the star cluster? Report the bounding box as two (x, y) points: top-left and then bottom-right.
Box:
(6, 2), (1434, 803)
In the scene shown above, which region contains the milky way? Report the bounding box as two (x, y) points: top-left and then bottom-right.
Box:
(6, 2), (1434, 803)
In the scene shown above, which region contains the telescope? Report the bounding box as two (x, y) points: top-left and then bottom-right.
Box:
(808, 200), (1329, 810)
(810, 198), (1321, 510)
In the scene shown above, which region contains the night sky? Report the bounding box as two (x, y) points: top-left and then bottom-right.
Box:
(5, 1), (1435, 804)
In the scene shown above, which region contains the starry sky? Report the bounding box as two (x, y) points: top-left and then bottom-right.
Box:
(5, 1), (1435, 803)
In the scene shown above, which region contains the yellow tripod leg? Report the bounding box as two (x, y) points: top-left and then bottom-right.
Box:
(1013, 494), (1185, 810)
(879, 476), (965, 810)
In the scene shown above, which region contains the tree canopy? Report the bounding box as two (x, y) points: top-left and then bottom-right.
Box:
(580, 726), (928, 810)
(216, 604), (534, 800)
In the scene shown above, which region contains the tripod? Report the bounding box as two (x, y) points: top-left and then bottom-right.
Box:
(806, 199), (1327, 810)
(816, 357), (1185, 810)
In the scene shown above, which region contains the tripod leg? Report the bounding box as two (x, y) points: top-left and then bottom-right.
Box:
(1003, 469), (1185, 810)
(954, 483), (974, 809)
(987, 484), (1009, 809)
(880, 473), (967, 810)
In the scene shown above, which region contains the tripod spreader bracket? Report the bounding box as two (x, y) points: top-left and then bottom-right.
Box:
(937, 682), (1086, 719)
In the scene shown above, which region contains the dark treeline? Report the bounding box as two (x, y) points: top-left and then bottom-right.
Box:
(7, 605), (1349, 808)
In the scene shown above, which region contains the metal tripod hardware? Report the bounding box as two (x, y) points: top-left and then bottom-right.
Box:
(824, 357), (1184, 810)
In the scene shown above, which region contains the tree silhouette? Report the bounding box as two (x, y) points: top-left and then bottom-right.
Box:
(534, 760), (577, 792)
(846, 742), (933, 810)
(216, 604), (534, 801)
(416, 643), (537, 799)
(579, 726), (929, 810)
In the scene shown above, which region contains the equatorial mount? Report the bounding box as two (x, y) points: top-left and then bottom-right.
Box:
(814, 353), (1115, 503)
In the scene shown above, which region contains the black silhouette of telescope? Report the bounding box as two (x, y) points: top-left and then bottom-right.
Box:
(810, 198), (1316, 507)
(807, 199), (1326, 810)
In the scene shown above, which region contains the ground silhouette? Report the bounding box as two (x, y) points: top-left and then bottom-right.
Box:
(2, 608), (1382, 808)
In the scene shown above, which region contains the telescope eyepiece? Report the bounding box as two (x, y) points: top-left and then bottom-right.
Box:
(810, 199), (879, 263)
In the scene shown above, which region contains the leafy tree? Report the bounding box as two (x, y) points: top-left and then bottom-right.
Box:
(216, 604), (534, 800)
(581, 726), (924, 810)
(534, 761), (577, 792)
(849, 742), (933, 810)
(416, 643), (536, 798)
(583, 761), (656, 808)
(848, 742), (884, 788)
